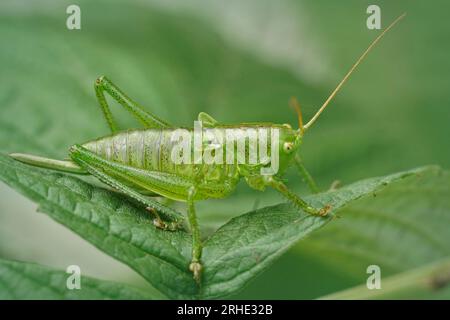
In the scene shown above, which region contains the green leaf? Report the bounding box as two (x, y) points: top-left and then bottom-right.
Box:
(292, 166), (450, 293)
(0, 152), (434, 298)
(0, 154), (197, 299)
(200, 166), (433, 298)
(0, 258), (155, 299)
(1, 0), (450, 300)
(235, 166), (450, 299)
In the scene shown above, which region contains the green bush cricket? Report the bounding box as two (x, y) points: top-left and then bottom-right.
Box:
(10, 14), (405, 283)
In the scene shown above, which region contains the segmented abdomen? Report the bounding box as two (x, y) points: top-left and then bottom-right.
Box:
(81, 129), (239, 182)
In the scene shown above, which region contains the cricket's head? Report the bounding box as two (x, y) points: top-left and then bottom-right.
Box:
(279, 123), (303, 154)
(268, 97), (305, 175)
(274, 121), (303, 175)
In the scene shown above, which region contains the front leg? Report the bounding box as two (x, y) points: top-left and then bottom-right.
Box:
(294, 154), (320, 194)
(267, 176), (330, 216)
(187, 186), (202, 283)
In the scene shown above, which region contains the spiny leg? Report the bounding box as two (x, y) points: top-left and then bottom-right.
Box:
(94, 75), (171, 133)
(267, 177), (330, 216)
(69, 145), (183, 230)
(69, 145), (194, 207)
(187, 186), (202, 283)
(70, 144), (195, 220)
(78, 159), (179, 230)
(294, 154), (319, 194)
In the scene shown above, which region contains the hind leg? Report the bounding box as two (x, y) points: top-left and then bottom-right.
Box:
(69, 145), (184, 230)
(94, 76), (171, 133)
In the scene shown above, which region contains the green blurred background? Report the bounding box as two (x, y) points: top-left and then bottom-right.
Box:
(0, 0), (449, 298)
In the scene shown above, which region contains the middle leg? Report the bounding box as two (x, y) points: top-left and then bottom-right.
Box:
(69, 144), (184, 230)
(187, 186), (202, 283)
(267, 176), (330, 216)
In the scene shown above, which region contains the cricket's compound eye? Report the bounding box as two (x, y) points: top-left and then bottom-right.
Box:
(283, 142), (294, 153)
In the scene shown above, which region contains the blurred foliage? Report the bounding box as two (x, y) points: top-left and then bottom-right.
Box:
(0, 0), (449, 299)
(321, 258), (450, 300)
(0, 258), (155, 299)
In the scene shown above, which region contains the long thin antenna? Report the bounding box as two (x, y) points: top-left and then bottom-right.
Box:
(303, 13), (406, 131)
(289, 96), (304, 134)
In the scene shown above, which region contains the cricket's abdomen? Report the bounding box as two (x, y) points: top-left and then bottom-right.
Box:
(81, 129), (240, 200)
(83, 129), (161, 170)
